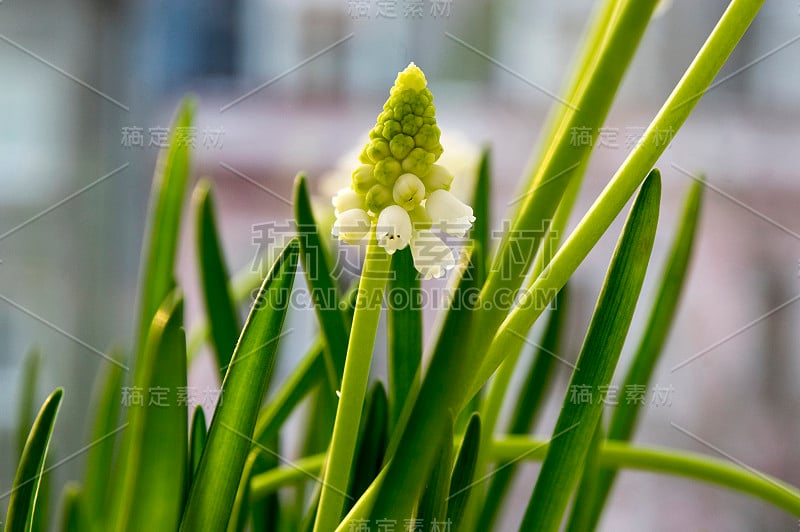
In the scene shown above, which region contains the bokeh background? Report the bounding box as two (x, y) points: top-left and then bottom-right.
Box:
(1, 0), (799, 529)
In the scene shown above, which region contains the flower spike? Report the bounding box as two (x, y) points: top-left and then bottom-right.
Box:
(333, 62), (475, 278)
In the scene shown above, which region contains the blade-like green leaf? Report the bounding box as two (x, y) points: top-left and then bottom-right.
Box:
(577, 179), (704, 529)
(190, 406), (207, 484)
(294, 174), (348, 390)
(181, 240), (299, 531)
(477, 287), (568, 530)
(115, 292), (188, 530)
(565, 418), (605, 532)
(387, 247), (422, 430)
(447, 413), (481, 529)
(520, 171), (661, 531)
(15, 349), (39, 460)
(5, 387), (63, 532)
(59, 482), (86, 532)
(416, 416), (454, 528)
(195, 178), (240, 378)
(135, 97), (195, 369)
(347, 382), (388, 511)
(366, 248), (480, 521)
(254, 339), (325, 447)
(82, 352), (125, 530)
(470, 147), (492, 287)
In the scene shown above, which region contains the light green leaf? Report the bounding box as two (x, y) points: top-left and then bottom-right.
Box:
(347, 382), (388, 512)
(82, 353), (125, 530)
(5, 387), (63, 532)
(15, 349), (39, 460)
(194, 178), (240, 378)
(520, 172), (661, 531)
(115, 291), (188, 530)
(134, 97), (195, 370)
(470, 146), (492, 286)
(59, 482), (86, 532)
(180, 240), (299, 531)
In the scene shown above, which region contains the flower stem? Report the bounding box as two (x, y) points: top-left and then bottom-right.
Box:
(252, 439), (800, 519)
(314, 237), (392, 531)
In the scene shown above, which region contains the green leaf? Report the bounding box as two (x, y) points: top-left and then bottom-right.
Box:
(565, 419), (605, 532)
(194, 179), (240, 378)
(387, 247), (422, 430)
(15, 349), (39, 460)
(347, 382), (388, 511)
(181, 240), (299, 531)
(579, 179), (704, 529)
(114, 291), (188, 530)
(470, 146), (492, 287)
(134, 97), (195, 369)
(254, 339), (325, 446)
(519, 171), (661, 531)
(82, 353), (125, 529)
(59, 482), (86, 532)
(447, 413), (481, 529)
(476, 287), (568, 530)
(294, 174), (348, 390)
(5, 387), (63, 532)
(416, 417), (454, 528)
(189, 406), (207, 484)
(366, 248), (481, 522)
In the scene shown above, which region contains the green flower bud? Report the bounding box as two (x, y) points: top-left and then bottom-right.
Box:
(401, 147), (435, 177)
(374, 157), (402, 186)
(365, 183), (394, 213)
(352, 164), (376, 196)
(367, 139), (391, 162)
(390, 134), (415, 160)
(393, 173), (426, 210)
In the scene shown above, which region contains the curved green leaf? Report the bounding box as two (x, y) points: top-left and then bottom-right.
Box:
(447, 413), (481, 529)
(5, 387), (63, 532)
(180, 240), (299, 531)
(520, 172), (661, 531)
(189, 406), (207, 484)
(115, 292), (188, 530)
(135, 97), (195, 369)
(294, 174), (348, 390)
(195, 179), (240, 378)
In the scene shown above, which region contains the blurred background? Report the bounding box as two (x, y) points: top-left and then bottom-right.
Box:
(1, 0), (799, 529)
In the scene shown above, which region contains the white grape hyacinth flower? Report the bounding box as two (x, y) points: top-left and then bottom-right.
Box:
(330, 62), (475, 279)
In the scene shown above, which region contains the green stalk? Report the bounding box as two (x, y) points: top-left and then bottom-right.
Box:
(251, 438), (800, 519)
(471, 0), (765, 397)
(313, 237), (392, 531)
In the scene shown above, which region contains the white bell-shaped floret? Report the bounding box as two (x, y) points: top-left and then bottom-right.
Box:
(332, 187), (364, 214)
(332, 208), (371, 244)
(376, 205), (413, 254)
(425, 189), (476, 237)
(410, 230), (456, 280)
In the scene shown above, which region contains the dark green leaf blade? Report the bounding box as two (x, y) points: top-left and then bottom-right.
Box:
(195, 179), (240, 378)
(5, 387), (63, 532)
(470, 146), (492, 287)
(477, 287), (568, 530)
(347, 382), (389, 511)
(387, 247), (422, 430)
(580, 179), (704, 529)
(447, 413), (482, 529)
(180, 240), (299, 532)
(115, 292), (188, 530)
(416, 416), (454, 528)
(520, 171), (661, 531)
(189, 405), (207, 484)
(294, 174), (348, 390)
